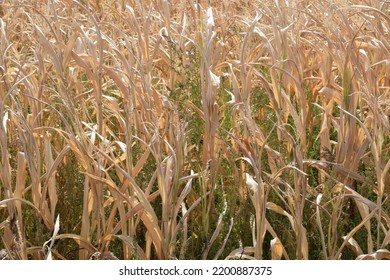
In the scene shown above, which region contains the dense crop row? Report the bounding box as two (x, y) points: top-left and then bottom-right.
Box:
(0, 0), (389, 259)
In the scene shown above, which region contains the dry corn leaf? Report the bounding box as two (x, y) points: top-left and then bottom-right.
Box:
(270, 237), (283, 260)
(44, 133), (58, 222)
(225, 247), (256, 260)
(318, 86), (342, 104)
(266, 202), (296, 232)
(338, 184), (390, 227)
(356, 249), (390, 260)
(245, 172), (258, 193)
(301, 226), (309, 260)
(343, 236), (363, 256)
(315, 194), (328, 259)
(354, 199), (373, 252)
(114, 235), (147, 260)
(14, 152), (27, 222)
(84, 171), (166, 259)
(45, 215), (60, 260)
(33, 25), (63, 74)
(62, 31), (80, 67)
(2, 111), (8, 133)
(54, 234), (97, 255)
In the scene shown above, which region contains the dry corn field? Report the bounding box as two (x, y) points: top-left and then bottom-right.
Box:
(0, 0), (389, 260)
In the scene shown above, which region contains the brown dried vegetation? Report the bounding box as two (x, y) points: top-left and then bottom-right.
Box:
(0, 0), (389, 259)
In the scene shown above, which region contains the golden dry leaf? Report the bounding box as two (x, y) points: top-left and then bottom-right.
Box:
(270, 237), (283, 260)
